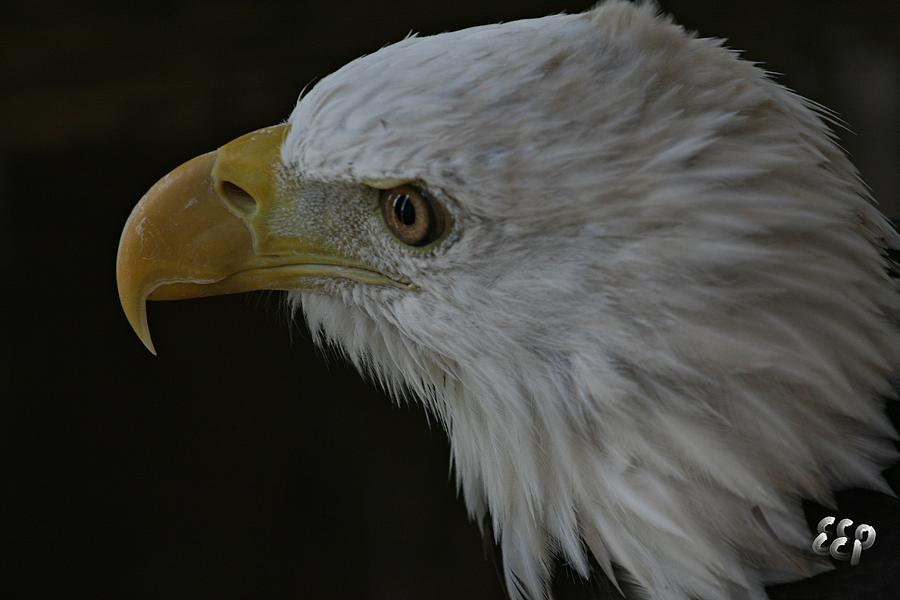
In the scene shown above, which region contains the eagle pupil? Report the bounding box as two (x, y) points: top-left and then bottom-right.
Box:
(393, 195), (416, 226)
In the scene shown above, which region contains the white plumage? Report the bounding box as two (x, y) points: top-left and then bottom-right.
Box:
(191, 2), (900, 598)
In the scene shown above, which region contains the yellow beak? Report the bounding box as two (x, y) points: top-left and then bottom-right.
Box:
(116, 124), (406, 355)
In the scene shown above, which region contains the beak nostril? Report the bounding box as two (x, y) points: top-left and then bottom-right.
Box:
(219, 180), (257, 215)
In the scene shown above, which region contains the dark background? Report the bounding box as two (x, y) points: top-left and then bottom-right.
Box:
(5, 1), (899, 599)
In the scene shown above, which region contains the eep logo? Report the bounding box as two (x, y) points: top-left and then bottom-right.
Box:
(811, 517), (876, 566)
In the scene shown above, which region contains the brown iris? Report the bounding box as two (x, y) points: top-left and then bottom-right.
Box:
(381, 185), (440, 247)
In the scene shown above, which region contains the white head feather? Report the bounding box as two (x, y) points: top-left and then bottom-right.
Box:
(280, 2), (900, 599)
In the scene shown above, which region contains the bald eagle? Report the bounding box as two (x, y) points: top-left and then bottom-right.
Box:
(116, 2), (900, 599)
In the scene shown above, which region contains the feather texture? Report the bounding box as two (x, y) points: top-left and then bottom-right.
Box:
(280, 2), (900, 598)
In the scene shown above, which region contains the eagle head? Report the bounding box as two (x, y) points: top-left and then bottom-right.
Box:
(116, 2), (900, 599)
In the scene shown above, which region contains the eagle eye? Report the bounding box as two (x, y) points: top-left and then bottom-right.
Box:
(380, 185), (444, 247)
